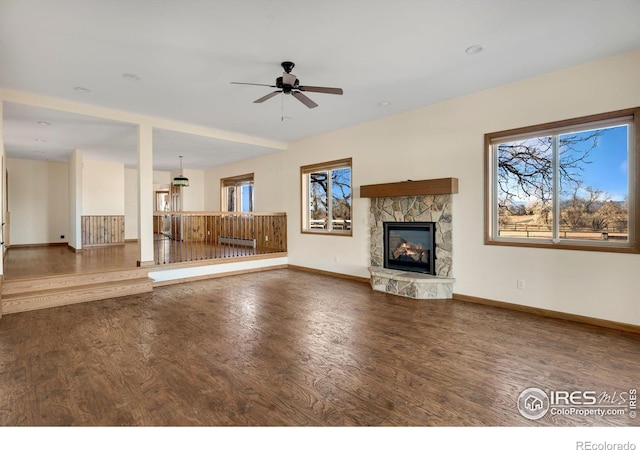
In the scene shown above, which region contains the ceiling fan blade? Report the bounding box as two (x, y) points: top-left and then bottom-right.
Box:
(299, 85), (343, 95)
(231, 82), (277, 88)
(253, 91), (281, 103)
(292, 91), (318, 109)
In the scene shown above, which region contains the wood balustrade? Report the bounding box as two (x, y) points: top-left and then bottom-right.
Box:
(153, 211), (287, 264)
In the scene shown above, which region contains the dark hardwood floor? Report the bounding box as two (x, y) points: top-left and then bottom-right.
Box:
(0, 269), (638, 426)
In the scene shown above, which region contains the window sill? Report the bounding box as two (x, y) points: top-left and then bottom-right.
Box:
(301, 230), (352, 237)
(485, 237), (640, 254)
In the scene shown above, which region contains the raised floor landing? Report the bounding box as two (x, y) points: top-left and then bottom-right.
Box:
(3, 243), (139, 280)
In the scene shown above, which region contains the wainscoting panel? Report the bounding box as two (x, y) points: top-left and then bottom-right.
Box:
(81, 215), (125, 246)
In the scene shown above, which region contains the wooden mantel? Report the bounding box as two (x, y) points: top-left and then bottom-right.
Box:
(359, 177), (458, 198)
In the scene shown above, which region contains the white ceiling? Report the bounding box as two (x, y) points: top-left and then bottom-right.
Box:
(1, 0), (640, 171)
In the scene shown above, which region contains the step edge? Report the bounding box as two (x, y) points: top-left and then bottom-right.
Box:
(2, 283), (153, 314)
(2, 270), (150, 293)
(2, 277), (153, 300)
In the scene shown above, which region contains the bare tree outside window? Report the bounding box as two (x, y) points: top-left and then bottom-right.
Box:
(486, 108), (639, 252)
(302, 158), (352, 234)
(309, 171), (328, 227)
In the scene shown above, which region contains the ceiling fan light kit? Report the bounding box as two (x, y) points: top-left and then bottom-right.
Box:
(231, 61), (343, 109)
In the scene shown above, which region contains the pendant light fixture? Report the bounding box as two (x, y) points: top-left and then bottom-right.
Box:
(173, 155), (189, 187)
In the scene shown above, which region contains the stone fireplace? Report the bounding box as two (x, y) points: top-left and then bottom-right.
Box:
(360, 178), (457, 300)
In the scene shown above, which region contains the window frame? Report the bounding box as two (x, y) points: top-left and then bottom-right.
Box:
(484, 107), (640, 254)
(300, 157), (353, 236)
(220, 173), (254, 212)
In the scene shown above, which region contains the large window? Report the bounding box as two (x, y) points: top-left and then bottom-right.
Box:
(221, 173), (254, 212)
(301, 158), (352, 235)
(485, 108), (640, 253)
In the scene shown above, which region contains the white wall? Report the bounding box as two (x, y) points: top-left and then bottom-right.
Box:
(7, 158), (69, 245)
(82, 160), (125, 215)
(206, 49), (640, 326)
(176, 168), (204, 211)
(124, 168), (138, 240)
(153, 170), (170, 186)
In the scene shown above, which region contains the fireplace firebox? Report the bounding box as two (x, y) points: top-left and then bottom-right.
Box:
(384, 222), (436, 275)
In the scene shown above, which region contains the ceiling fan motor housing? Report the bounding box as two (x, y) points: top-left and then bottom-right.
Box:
(276, 74), (299, 94)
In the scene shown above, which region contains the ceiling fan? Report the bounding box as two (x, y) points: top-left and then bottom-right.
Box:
(231, 61), (343, 109)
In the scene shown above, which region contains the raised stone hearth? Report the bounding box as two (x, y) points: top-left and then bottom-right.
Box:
(369, 266), (454, 300)
(360, 178), (458, 300)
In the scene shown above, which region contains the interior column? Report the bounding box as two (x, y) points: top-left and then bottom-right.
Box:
(68, 149), (83, 251)
(137, 122), (154, 265)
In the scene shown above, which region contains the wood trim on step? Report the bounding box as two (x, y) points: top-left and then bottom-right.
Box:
(1, 268), (153, 315)
(452, 293), (640, 335)
(287, 265), (370, 284)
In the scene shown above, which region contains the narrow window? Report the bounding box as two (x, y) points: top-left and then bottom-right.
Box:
(221, 173), (254, 212)
(301, 158), (352, 235)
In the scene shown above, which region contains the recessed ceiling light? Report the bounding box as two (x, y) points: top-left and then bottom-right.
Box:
(122, 73), (141, 81)
(35, 138), (47, 142)
(378, 101), (391, 107)
(37, 121), (52, 126)
(74, 86), (91, 93)
(465, 45), (484, 55)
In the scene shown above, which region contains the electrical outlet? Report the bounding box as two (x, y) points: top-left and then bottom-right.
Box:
(60, 235), (65, 239)
(517, 280), (525, 290)
(265, 236), (269, 241)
